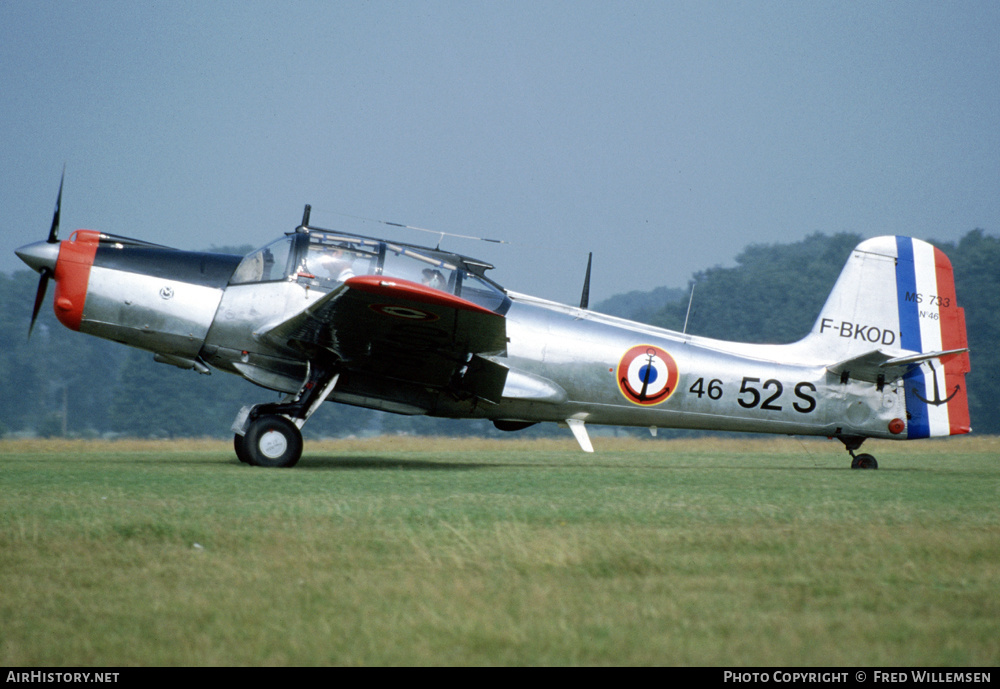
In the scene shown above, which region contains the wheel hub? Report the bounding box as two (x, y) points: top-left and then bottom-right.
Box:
(258, 429), (289, 458)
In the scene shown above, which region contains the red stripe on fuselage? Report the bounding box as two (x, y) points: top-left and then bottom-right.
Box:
(933, 247), (971, 435)
(52, 230), (100, 331)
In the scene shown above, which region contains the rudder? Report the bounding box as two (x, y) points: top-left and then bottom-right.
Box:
(894, 237), (971, 437)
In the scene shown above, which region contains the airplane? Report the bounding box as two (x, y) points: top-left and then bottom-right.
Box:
(16, 176), (971, 468)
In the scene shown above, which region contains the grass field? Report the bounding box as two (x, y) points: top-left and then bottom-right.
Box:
(1, 434), (997, 666)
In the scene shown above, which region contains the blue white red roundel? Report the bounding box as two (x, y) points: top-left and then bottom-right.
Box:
(368, 303), (440, 321)
(616, 345), (679, 406)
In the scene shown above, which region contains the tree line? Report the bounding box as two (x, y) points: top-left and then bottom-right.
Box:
(1, 230), (996, 438)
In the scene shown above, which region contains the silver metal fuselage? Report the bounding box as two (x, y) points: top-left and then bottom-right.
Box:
(494, 293), (898, 439)
(18, 228), (943, 446)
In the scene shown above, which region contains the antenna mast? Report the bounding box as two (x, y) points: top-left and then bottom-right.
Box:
(683, 283), (695, 334)
(579, 253), (593, 309)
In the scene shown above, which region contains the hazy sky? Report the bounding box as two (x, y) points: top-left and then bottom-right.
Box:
(3, 1), (998, 305)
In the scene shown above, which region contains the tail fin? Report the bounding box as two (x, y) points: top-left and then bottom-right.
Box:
(805, 236), (971, 437)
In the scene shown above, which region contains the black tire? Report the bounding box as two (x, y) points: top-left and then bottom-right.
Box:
(243, 415), (303, 468)
(234, 433), (252, 464)
(851, 453), (878, 470)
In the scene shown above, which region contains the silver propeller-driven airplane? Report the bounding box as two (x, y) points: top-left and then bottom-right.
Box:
(17, 178), (971, 468)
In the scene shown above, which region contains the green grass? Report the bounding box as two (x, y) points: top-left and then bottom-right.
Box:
(1, 435), (998, 666)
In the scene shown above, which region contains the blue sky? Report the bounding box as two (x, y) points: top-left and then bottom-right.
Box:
(3, 1), (998, 305)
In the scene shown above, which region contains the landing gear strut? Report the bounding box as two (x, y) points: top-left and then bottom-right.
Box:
(233, 366), (340, 468)
(839, 435), (878, 470)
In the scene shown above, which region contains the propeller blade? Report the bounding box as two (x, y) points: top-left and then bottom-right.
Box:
(25, 170), (66, 339)
(47, 168), (64, 244)
(28, 268), (52, 339)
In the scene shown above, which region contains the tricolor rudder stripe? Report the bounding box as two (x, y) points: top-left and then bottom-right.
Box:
(894, 237), (971, 438)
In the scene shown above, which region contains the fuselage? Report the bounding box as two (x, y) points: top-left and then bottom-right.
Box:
(484, 292), (902, 440)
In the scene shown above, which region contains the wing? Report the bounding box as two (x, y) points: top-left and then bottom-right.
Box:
(256, 275), (509, 402)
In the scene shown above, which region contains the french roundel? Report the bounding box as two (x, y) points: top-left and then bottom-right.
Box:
(368, 304), (439, 321)
(616, 345), (679, 406)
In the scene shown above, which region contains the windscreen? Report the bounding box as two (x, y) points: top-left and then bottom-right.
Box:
(229, 236), (296, 284)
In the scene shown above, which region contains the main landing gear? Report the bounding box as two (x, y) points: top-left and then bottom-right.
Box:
(839, 435), (878, 470)
(232, 366), (340, 468)
(235, 415), (303, 467)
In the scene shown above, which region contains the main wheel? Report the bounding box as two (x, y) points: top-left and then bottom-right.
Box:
(242, 415), (303, 468)
(851, 453), (878, 470)
(234, 433), (252, 464)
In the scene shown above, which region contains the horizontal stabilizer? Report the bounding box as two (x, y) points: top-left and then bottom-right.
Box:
(828, 347), (969, 384)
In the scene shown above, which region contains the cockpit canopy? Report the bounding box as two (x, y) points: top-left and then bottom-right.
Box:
(230, 230), (510, 314)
